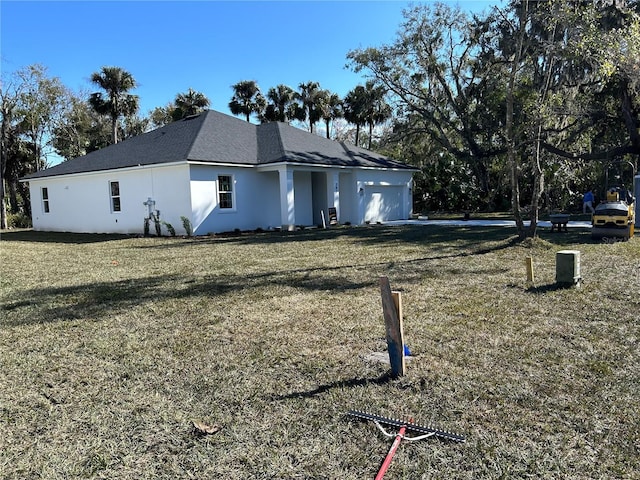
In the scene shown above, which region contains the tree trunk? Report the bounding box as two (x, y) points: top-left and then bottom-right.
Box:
(355, 124), (360, 147)
(0, 115), (8, 230)
(528, 130), (545, 237)
(8, 177), (19, 213)
(506, 65), (525, 237)
(325, 119), (330, 139)
(528, 167), (544, 237)
(507, 0), (528, 239)
(621, 80), (640, 151)
(528, 40), (555, 238)
(0, 177), (7, 230)
(508, 149), (524, 236)
(111, 113), (119, 144)
(34, 139), (44, 172)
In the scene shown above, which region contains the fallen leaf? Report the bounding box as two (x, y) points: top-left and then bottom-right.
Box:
(192, 420), (221, 435)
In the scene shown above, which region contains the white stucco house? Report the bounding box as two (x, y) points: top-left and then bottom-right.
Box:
(22, 110), (417, 235)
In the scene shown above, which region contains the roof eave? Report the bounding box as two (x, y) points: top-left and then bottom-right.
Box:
(20, 160), (190, 182)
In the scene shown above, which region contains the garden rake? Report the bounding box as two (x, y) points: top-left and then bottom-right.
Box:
(347, 410), (465, 479)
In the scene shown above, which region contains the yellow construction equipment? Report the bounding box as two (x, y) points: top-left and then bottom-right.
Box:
(591, 187), (636, 241)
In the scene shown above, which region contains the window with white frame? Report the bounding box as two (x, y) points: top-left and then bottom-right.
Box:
(41, 187), (50, 213)
(218, 175), (234, 209)
(110, 181), (121, 212)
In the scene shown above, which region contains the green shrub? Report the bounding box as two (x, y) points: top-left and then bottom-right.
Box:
(6, 212), (32, 229)
(162, 221), (176, 237)
(180, 216), (193, 237)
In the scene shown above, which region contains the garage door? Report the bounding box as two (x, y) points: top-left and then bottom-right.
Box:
(364, 185), (403, 222)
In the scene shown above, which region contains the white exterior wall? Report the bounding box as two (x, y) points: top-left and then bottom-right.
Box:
(27, 162), (414, 234)
(339, 171), (357, 224)
(28, 163), (191, 234)
(311, 172), (328, 226)
(293, 171), (313, 226)
(189, 165), (281, 235)
(353, 169), (413, 224)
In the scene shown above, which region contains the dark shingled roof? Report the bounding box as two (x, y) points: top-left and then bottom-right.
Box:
(24, 110), (414, 180)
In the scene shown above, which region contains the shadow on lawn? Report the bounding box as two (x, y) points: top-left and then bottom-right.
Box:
(2, 225), (593, 328)
(136, 223), (595, 250)
(0, 229), (130, 244)
(2, 243), (511, 328)
(275, 372), (395, 400)
(537, 229), (596, 246)
(1, 273), (232, 327)
(133, 224), (523, 251)
(1, 227), (529, 328)
(1, 223), (596, 248)
(526, 282), (581, 293)
(1, 269), (377, 327)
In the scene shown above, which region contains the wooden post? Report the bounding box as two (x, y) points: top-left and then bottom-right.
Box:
(392, 290), (406, 371)
(525, 256), (534, 284)
(380, 277), (406, 377)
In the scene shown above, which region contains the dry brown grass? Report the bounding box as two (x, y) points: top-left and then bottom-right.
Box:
(1, 226), (639, 479)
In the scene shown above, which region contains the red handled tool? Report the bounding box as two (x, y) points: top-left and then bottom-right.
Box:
(347, 410), (465, 479)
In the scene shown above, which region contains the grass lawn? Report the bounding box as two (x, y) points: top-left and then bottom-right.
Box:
(1, 225), (639, 479)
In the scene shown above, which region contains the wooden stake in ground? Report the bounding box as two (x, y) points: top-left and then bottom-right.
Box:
(525, 256), (535, 285)
(379, 277), (406, 377)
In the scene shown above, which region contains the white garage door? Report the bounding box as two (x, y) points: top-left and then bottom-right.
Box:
(364, 185), (403, 222)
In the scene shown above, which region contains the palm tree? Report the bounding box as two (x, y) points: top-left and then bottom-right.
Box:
(344, 82), (391, 148)
(229, 80), (266, 122)
(316, 90), (343, 139)
(296, 81), (323, 133)
(261, 84), (303, 123)
(172, 88), (210, 120)
(343, 85), (367, 147)
(362, 81), (391, 149)
(89, 66), (139, 144)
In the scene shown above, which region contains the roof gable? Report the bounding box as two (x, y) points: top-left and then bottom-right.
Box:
(268, 122), (409, 169)
(187, 110), (257, 163)
(24, 110), (414, 180)
(24, 112), (207, 179)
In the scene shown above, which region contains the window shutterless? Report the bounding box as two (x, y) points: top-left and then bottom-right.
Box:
(218, 175), (233, 209)
(110, 181), (121, 212)
(42, 187), (50, 213)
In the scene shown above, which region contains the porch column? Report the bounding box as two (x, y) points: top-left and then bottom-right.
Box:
(357, 180), (365, 225)
(326, 171), (340, 220)
(279, 167), (295, 231)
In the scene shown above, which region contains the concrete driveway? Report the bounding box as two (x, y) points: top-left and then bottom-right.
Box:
(384, 218), (593, 229)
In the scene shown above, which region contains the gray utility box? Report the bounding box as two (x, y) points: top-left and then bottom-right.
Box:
(556, 250), (581, 286)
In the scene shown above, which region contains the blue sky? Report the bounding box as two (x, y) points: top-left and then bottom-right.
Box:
(1, 0), (495, 165)
(2, 1), (496, 119)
